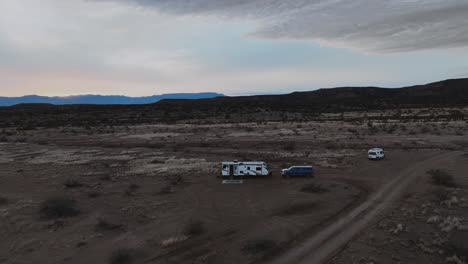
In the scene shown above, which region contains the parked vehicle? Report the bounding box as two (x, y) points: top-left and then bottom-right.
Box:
(368, 148), (385, 160)
(221, 161), (271, 177)
(282, 166), (315, 177)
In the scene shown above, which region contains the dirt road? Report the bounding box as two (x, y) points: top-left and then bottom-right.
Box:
(270, 151), (460, 264)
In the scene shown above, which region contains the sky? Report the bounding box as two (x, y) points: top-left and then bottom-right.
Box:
(0, 0), (467, 97)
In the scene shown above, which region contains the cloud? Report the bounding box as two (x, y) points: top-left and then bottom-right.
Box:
(112, 0), (468, 53)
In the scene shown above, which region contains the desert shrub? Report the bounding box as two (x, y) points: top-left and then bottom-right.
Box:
(63, 179), (83, 188)
(39, 196), (80, 219)
(432, 188), (449, 202)
(15, 138), (27, 143)
(87, 191), (101, 198)
(129, 183), (139, 190)
(184, 220), (205, 237)
(150, 159), (165, 164)
(109, 248), (137, 264)
(427, 169), (456, 187)
(420, 126), (430, 134)
(95, 218), (123, 231)
(283, 143), (295, 152)
(125, 184), (140, 196)
(347, 128), (358, 134)
(368, 126), (379, 134)
(300, 183), (329, 193)
(0, 196), (8, 206)
(198, 142), (210, 148)
(241, 239), (276, 255)
(157, 185), (174, 195)
(100, 175), (112, 181)
(169, 175), (185, 186)
(449, 230), (468, 257)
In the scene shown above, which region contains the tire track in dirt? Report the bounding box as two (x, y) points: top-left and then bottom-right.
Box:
(269, 151), (460, 264)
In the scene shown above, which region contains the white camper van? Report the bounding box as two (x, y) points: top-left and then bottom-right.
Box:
(368, 148), (385, 160)
(221, 161), (271, 177)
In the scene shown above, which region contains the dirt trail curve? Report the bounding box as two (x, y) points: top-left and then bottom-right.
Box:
(270, 151), (461, 264)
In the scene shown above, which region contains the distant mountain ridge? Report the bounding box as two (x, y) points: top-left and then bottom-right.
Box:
(0, 93), (224, 106)
(0, 78), (466, 127)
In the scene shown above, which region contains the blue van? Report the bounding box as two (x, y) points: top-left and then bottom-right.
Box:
(282, 166), (315, 177)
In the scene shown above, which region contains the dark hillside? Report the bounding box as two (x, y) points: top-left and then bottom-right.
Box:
(0, 78), (467, 128)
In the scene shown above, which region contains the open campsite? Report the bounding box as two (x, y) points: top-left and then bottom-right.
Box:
(1, 101), (467, 264)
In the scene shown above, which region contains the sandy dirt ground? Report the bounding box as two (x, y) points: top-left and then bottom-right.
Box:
(0, 110), (467, 264)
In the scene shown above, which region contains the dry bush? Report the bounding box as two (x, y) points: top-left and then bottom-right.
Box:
(283, 143), (295, 152)
(87, 191), (101, 198)
(427, 169), (456, 187)
(109, 248), (138, 264)
(63, 179), (83, 188)
(157, 185), (174, 195)
(169, 174), (185, 186)
(39, 196), (80, 219)
(241, 239), (277, 255)
(184, 220), (205, 237)
(449, 230), (468, 258)
(125, 184), (140, 196)
(300, 183), (329, 193)
(0, 196), (8, 206)
(150, 159), (165, 164)
(95, 218), (123, 232)
(99, 174), (112, 181)
(432, 188), (449, 202)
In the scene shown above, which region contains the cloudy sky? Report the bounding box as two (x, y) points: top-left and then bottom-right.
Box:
(1, 0), (467, 96)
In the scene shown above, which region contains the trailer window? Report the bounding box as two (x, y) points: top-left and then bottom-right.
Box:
(222, 165), (227, 169)
(256, 167), (261, 171)
(247, 167), (250, 170)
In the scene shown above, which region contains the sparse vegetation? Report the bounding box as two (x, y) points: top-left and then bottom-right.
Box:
(169, 174), (185, 186)
(184, 220), (205, 237)
(87, 191), (101, 198)
(427, 169), (456, 187)
(109, 248), (137, 264)
(449, 230), (468, 258)
(431, 188), (449, 202)
(283, 143), (295, 152)
(300, 183), (329, 193)
(63, 179), (83, 188)
(0, 196), (8, 206)
(125, 183), (140, 196)
(157, 185), (174, 195)
(241, 239), (276, 255)
(39, 196), (80, 219)
(95, 218), (123, 231)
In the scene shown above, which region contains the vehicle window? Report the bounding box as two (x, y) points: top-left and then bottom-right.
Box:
(369, 152), (376, 155)
(247, 166), (250, 170)
(256, 167), (261, 171)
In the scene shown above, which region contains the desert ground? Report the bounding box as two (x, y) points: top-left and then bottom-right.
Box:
(0, 107), (467, 264)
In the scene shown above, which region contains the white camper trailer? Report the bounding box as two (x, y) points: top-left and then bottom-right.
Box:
(368, 148), (385, 160)
(221, 161), (271, 177)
